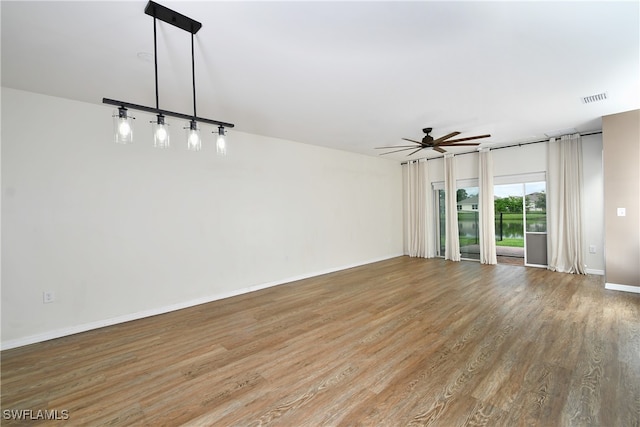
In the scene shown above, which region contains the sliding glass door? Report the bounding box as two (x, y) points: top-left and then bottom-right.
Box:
(437, 186), (480, 260)
(494, 181), (546, 266)
(435, 174), (547, 266)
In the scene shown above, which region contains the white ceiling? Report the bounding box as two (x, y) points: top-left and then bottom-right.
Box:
(2, 1), (639, 161)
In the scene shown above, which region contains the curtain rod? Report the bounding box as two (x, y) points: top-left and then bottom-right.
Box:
(400, 130), (602, 165)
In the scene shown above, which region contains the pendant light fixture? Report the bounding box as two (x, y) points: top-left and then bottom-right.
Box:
(103, 1), (234, 152)
(186, 120), (201, 151)
(215, 126), (227, 155)
(113, 107), (134, 144)
(152, 114), (170, 148)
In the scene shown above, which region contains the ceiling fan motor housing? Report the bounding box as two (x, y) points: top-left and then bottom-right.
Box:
(422, 128), (434, 144)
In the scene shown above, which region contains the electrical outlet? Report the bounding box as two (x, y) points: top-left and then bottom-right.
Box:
(589, 245), (596, 254)
(43, 291), (55, 304)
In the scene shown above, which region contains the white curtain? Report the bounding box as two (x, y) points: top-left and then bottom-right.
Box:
(478, 148), (497, 264)
(444, 154), (460, 261)
(547, 133), (586, 274)
(404, 160), (435, 258)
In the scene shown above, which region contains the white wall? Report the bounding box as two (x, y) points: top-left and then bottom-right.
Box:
(403, 134), (605, 273)
(1, 88), (404, 349)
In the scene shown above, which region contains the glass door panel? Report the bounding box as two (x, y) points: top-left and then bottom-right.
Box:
(494, 184), (524, 248)
(438, 189), (445, 256)
(524, 182), (547, 266)
(494, 183), (525, 263)
(457, 187), (479, 260)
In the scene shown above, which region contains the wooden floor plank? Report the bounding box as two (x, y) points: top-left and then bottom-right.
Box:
(2, 257), (638, 426)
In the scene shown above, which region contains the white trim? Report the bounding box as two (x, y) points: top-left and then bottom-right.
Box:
(605, 283), (640, 294)
(433, 172), (546, 190)
(457, 178), (479, 189)
(1, 253), (403, 351)
(494, 172), (546, 185)
(432, 178), (479, 191)
(585, 269), (605, 276)
(525, 263), (547, 269)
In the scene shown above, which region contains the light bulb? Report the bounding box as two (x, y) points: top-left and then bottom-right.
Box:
(188, 132), (200, 147)
(118, 120), (131, 138)
(216, 134), (226, 155)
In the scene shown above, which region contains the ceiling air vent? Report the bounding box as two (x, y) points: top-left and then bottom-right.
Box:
(581, 92), (608, 104)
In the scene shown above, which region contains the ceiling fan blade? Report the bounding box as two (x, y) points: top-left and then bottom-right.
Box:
(401, 138), (423, 144)
(407, 147), (425, 157)
(438, 143), (482, 146)
(375, 145), (420, 149)
(379, 147), (424, 155)
(433, 146), (447, 153)
(443, 134), (491, 143)
(432, 131), (461, 145)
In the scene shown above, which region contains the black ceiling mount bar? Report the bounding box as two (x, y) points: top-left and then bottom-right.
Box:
(103, 98), (234, 128)
(400, 131), (602, 165)
(103, 1), (234, 129)
(144, 1), (201, 34)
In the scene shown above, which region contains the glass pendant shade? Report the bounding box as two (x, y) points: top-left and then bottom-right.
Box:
(186, 120), (201, 151)
(114, 107), (133, 144)
(216, 126), (227, 156)
(153, 115), (170, 148)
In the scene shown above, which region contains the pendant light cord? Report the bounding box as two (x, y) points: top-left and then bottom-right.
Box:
(191, 33), (197, 119)
(153, 16), (159, 110)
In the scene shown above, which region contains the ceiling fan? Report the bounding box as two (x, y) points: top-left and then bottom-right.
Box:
(376, 127), (491, 156)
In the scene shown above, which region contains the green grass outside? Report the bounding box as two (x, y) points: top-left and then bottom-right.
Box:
(497, 212), (546, 219)
(457, 237), (524, 248)
(458, 237), (478, 246)
(452, 211), (543, 249)
(495, 238), (524, 247)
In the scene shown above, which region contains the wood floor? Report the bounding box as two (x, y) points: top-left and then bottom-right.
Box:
(2, 257), (639, 426)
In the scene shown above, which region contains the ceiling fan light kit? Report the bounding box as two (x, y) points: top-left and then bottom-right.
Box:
(103, 1), (234, 153)
(377, 127), (491, 157)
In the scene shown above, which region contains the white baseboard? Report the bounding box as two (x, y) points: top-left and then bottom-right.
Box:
(605, 282), (640, 294)
(585, 269), (605, 276)
(1, 253), (404, 351)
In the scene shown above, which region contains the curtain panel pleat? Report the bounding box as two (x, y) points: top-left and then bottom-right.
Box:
(547, 134), (586, 274)
(404, 160), (434, 258)
(479, 148), (497, 264)
(444, 154), (461, 261)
